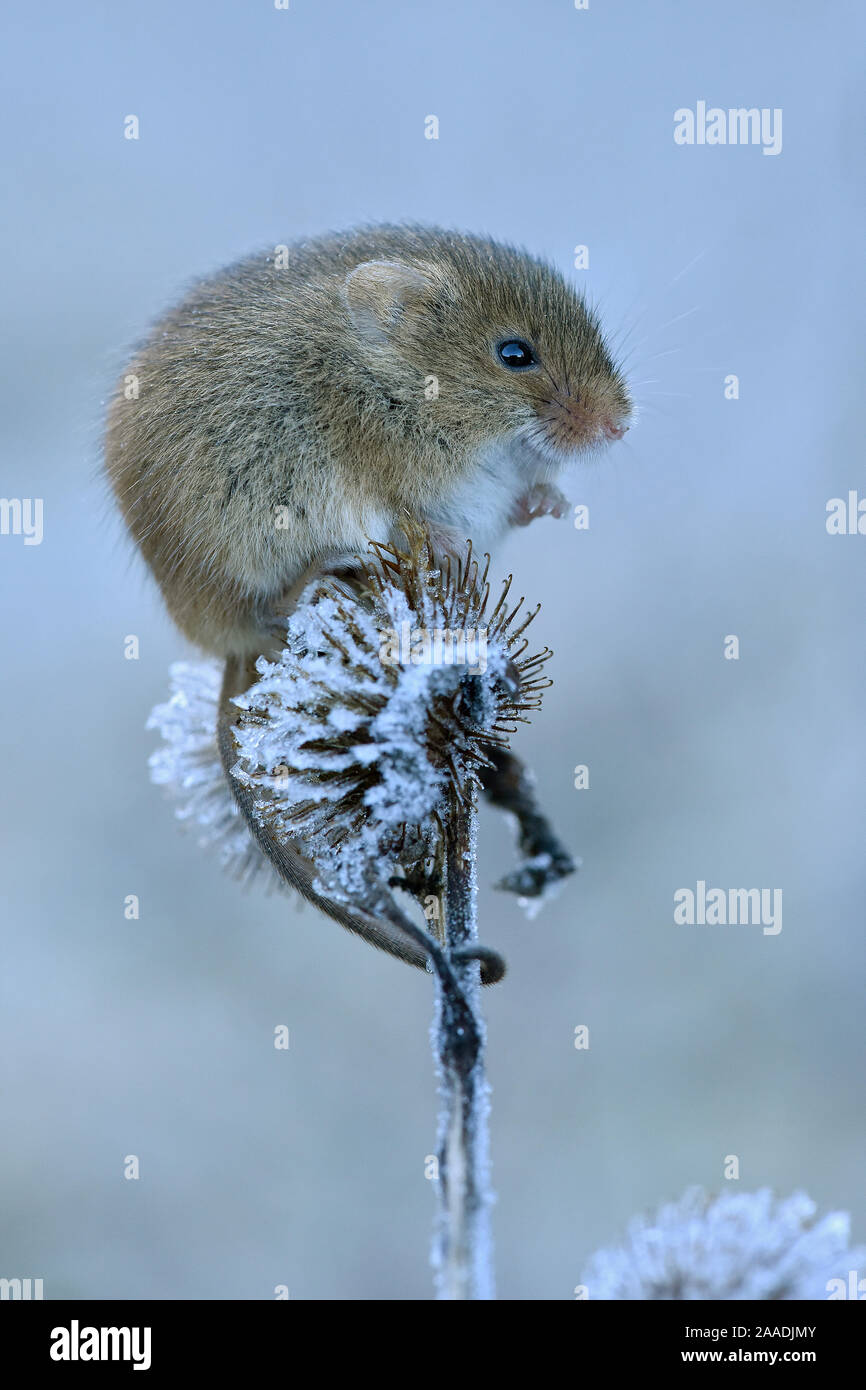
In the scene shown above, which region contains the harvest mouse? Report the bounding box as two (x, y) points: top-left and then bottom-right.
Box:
(106, 223), (632, 982)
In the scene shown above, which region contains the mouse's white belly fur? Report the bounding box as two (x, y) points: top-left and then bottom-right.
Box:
(426, 434), (567, 553)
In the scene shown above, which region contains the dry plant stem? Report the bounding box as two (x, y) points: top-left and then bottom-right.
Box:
(433, 787), (494, 1301)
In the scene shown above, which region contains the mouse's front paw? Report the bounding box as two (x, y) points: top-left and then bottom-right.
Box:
(510, 483), (570, 527)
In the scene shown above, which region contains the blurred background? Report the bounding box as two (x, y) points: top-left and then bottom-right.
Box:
(1, 0), (864, 1299)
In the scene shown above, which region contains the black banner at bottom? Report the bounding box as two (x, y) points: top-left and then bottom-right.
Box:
(1, 1297), (863, 1375)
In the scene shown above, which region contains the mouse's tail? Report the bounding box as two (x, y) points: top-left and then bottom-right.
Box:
(218, 654), (505, 985)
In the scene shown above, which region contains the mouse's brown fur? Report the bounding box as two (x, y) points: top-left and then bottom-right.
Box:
(105, 223), (631, 658)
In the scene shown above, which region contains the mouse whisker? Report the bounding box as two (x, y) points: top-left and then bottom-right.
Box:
(536, 361), (565, 397)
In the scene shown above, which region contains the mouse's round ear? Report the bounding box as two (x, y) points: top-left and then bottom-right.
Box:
(343, 259), (430, 344)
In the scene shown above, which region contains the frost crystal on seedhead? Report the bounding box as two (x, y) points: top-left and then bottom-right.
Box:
(580, 1187), (865, 1300)
(146, 660), (273, 885)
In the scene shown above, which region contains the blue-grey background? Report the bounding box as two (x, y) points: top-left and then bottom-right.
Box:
(1, 0), (863, 1299)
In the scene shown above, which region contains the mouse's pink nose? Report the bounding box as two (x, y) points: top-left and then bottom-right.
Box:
(603, 418), (628, 441)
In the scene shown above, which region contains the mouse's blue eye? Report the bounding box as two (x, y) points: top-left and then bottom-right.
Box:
(496, 338), (536, 370)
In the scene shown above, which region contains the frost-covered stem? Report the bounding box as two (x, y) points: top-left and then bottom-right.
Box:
(432, 789), (494, 1300)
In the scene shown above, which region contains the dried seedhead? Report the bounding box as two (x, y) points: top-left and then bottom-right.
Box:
(229, 522), (552, 909)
